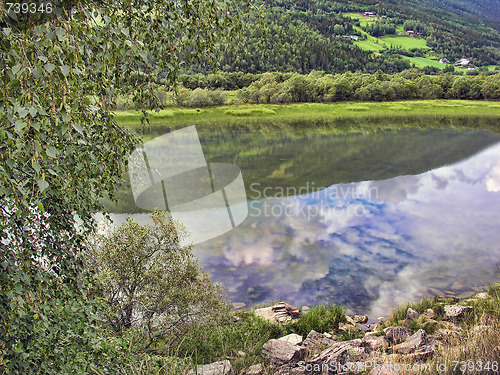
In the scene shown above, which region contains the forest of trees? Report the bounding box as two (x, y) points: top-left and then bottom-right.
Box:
(172, 71), (500, 106)
(182, 0), (499, 74)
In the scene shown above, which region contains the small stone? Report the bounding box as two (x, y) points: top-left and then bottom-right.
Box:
(323, 332), (332, 339)
(349, 314), (369, 324)
(443, 305), (473, 322)
(423, 309), (437, 319)
(301, 306), (310, 314)
(277, 333), (303, 346)
(393, 329), (427, 355)
(406, 308), (420, 322)
(475, 292), (488, 299)
(246, 364), (263, 375)
(451, 282), (464, 291)
(407, 345), (435, 361)
(339, 322), (355, 331)
(231, 316), (241, 323)
(237, 350), (246, 357)
(188, 360), (234, 375)
(458, 291), (475, 299)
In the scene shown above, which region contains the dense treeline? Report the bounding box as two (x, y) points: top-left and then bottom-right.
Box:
(185, 9), (411, 75)
(173, 71), (500, 107)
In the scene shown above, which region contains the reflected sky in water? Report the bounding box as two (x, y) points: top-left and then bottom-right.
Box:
(193, 141), (500, 317)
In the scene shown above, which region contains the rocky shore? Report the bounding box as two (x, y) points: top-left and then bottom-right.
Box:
(189, 292), (500, 375)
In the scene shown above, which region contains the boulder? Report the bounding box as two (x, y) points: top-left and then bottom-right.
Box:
(262, 339), (306, 364)
(349, 314), (369, 324)
(254, 302), (301, 324)
(302, 330), (336, 352)
(405, 308), (420, 322)
(443, 305), (473, 322)
(188, 360), (234, 375)
(307, 339), (368, 371)
(407, 345), (435, 361)
(362, 333), (389, 351)
(245, 364), (263, 375)
(393, 329), (427, 355)
(383, 326), (412, 345)
(278, 333), (303, 346)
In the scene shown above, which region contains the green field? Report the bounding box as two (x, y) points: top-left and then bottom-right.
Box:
(404, 56), (448, 69)
(343, 12), (377, 27)
(488, 65), (498, 71)
(354, 39), (385, 51)
(379, 36), (429, 49)
(114, 101), (500, 132)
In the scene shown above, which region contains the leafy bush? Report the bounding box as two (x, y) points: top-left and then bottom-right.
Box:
(289, 305), (346, 337)
(177, 88), (226, 107)
(87, 211), (231, 352)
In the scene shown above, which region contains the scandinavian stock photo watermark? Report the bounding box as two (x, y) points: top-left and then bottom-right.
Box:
(248, 182), (379, 220)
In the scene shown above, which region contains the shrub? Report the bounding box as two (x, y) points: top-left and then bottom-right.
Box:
(289, 305), (346, 337)
(87, 211), (231, 352)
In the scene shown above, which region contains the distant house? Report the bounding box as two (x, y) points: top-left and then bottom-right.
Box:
(342, 35), (351, 39)
(416, 32), (423, 36)
(350, 35), (359, 41)
(455, 58), (471, 66)
(364, 11), (375, 16)
(406, 30), (415, 37)
(439, 58), (451, 64)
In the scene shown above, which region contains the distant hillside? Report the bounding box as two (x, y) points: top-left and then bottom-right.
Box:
(184, 0), (499, 75)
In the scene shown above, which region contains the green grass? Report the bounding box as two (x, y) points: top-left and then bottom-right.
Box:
(114, 101), (500, 132)
(288, 305), (346, 337)
(404, 56), (449, 70)
(487, 65), (498, 72)
(379, 36), (429, 50)
(343, 12), (378, 27)
(354, 39), (385, 51)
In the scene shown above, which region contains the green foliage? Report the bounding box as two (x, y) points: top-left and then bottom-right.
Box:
(87, 212), (232, 352)
(289, 305), (346, 337)
(231, 71), (500, 104)
(377, 297), (446, 335)
(174, 313), (286, 371)
(0, 0), (248, 373)
(176, 87), (226, 107)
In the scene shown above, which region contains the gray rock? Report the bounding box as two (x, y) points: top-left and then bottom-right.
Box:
(245, 364), (263, 375)
(475, 292), (488, 300)
(262, 339), (306, 364)
(405, 308), (420, 322)
(384, 326), (412, 344)
(407, 345), (435, 361)
(349, 314), (369, 324)
(278, 333), (303, 346)
(339, 322), (355, 331)
(362, 333), (389, 351)
(255, 302), (301, 324)
(307, 339), (367, 370)
(423, 309), (437, 319)
(393, 329), (427, 355)
(302, 330), (336, 352)
(443, 305), (473, 322)
(188, 360), (234, 375)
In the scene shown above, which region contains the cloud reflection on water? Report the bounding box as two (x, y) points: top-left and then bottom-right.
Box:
(195, 142), (500, 317)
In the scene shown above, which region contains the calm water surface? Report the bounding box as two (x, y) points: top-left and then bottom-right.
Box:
(103, 122), (500, 317)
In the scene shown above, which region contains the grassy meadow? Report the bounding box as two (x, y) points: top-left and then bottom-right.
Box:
(115, 100), (500, 131)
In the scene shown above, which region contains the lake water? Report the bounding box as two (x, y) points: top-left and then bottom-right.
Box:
(103, 119), (500, 318)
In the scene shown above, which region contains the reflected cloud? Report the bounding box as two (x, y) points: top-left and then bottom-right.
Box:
(194, 142), (500, 315)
